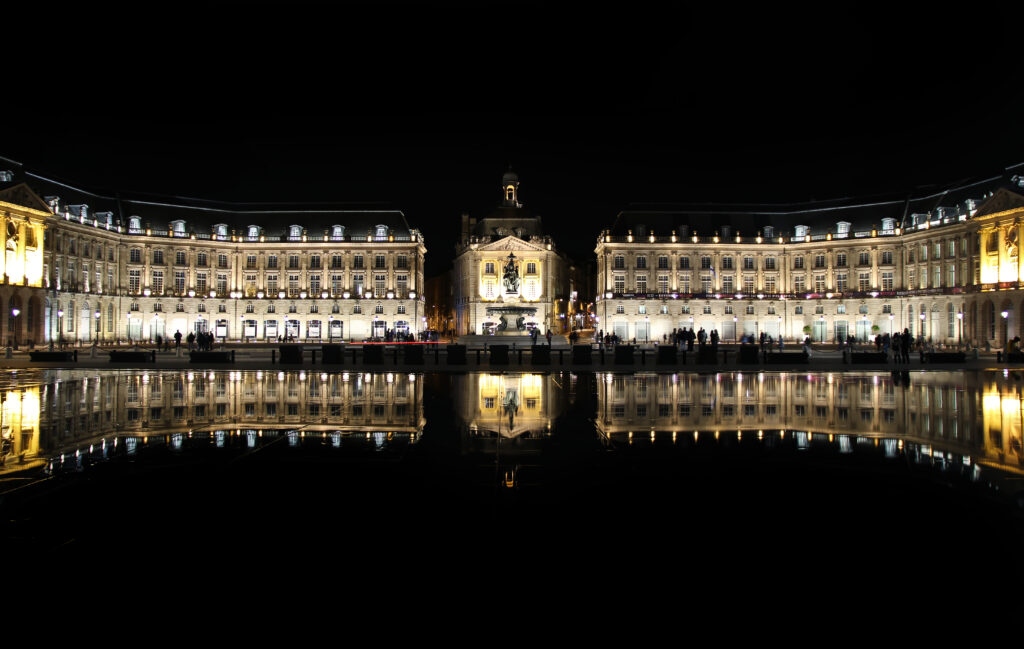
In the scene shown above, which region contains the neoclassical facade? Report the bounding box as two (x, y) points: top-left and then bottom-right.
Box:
(0, 162), (426, 344)
(595, 166), (1024, 348)
(452, 170), (570, 335)
(0, 181), (48, 346)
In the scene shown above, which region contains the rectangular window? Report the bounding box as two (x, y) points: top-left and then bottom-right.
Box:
(484, 262), (495, 274)
(701, 274), (712, 293)
(396, 274), (408, 294)
(375, 274), (387, 294)
(218, 254), (228, 269)
(310, 255), (321, 269)
(815, 275), (826, 291)
(330, 274), (342, 294)
(658, 256), (669, 269)
(835, 273), (847, 291)
(858, 252), (870, 266)
(764, 257), (776, 270)
(288, 255), (299, 269)
(743, 276), (755, 293)
(174, 251), (186, 265)
(353, 274), (364, 295)
(353, 255), (364, 269)
(246, 254), (257, 269)
(636, 256), (647, 269)
(614, 275), (625, 292)
(266, 255), (277, 269)
(658, 274), (669, 292)
(217, 273), (228, 294)
(907, 270), (915, 289)
(701, 256), (712, 270)
(678, 256), (690, 270)
(636, 275), (647, 293)
(375, 255), (387, 269)
(881, 272), (893, 290)
(526, 262), (537, 274)
(310, 274), (321, 294)
(197, 252), (208, 267)
(130, 249), (141, 263)
(614, 256), (625, 270)
(265, 274), (277, 295)
(330, 255), (342, 269)
(289, 274), (300, 296)
(196, 272), (207, 294)
(678, 275), (690, 293)
(814, 255), (825, 269)
(933, 266), (941, 288)
(858, 272), (870, 291)
(765, 276), (776, 292)
(129, 269), (140, 293)
(947, 264), (955, 286)
(721, 257), (733, 270)
(151, 271), (164, 294)
(794, 275), (806, 292)
(722, 275), (734, 292)
(793, 256), (804, 269)
(396, 255), (408, 269)
(835, 253), (846, 268)
(881, 251), (893, 265)
(153, 250), (164, 264)
(175, 271), (186, 294)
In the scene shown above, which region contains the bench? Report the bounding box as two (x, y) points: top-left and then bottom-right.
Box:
(532, 345), (552, 365)
(321, 344), (345, 364)
(29, 351), (77, 362)
(927, 352), (966, 363)
(403, 345), (425, 365)
(446, 344), (467, 365)
(614, 345), (634, 365)
(850, 352), (887, 364)
(109, 350), (155, 363)
(279, 345), (304, 364)
(571, 345), (591, 365)
(189, 351), (234, 363)
(656, 345), (677, 365)
(764, 352), (809, 364)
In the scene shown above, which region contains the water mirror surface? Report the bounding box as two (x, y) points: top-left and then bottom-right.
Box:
(3, 368), (1023, 586)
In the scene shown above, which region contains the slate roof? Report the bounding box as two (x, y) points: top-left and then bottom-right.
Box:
(609, 162), (1024, 237)
(0, 156), (418, 239)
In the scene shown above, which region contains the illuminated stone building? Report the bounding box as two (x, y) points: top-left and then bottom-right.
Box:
(0, 159), (426, 344)
(453, 169), (570, 335)
(0, 177), (48, 346)
(595, 164), (1024, 347)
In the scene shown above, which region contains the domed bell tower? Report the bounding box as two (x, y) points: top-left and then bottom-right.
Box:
(501, 167), (521, 208)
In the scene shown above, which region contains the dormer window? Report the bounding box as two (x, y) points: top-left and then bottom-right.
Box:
(836, 221), (851, 237)
(332, 225), (345, 239)
(170, 220), (186, 235)
(248, 225), (261, 239)
(289, 225), (303, 240)
(881, 217), (896, 232)
(213, 224), (228, 239)
(794, 225), (809, 238)
(375, 225), (388, 240)
(762, 226), (774, 239)
(129, 216), (142, 232)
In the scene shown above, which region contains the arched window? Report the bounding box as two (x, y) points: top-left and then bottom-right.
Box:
(506, 186), (514, 201)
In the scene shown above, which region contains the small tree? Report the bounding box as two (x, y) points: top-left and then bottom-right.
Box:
(802, 325), (812, 336)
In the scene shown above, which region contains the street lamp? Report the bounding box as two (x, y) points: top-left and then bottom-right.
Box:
(889, 313), (894, 335)
(10, 308), (20, 348)
(1002, 310), (1009, 345)
(57, 309), (64, 349)
(240, 315), (245, 342)
(957, 310), (963, 345)
(328, 315), (333, 342)
(95, 310), (101, 344)
(733, 315), (738, 343)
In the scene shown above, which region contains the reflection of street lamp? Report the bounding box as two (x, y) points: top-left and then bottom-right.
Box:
(240, 315), (245, 342)
(94, 310), (101, 344)
(58, 309), (64, 348)
(328, 315), (334, 342)
(126, 313), (131, 344)
(889, 313), (894, 335)
(957, 310), (963, 344)
(733, 315), (738, 342)
(11, 308), (20, 348)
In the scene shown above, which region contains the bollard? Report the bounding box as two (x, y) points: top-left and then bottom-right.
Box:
(518, 349), (524, 364)
(311, 349), (316, 365)
(151, 350), (156, 363)
(231, 350), (236, 363)
(272, 349), (277, 364)
(476, 349), (481, 365)
(600, 348), (604, 364)
(640, 349), (646, 365)
(998, 351), (1003, 362)
(434, 345), (439, 364)
(558, 349), (564, 364)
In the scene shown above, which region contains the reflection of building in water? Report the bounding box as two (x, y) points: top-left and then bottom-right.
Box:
(596, 371), (1024, 473)
(455, 373), (565, 440)
(1, 387), (41, 464)
(37, 370), (424, 454)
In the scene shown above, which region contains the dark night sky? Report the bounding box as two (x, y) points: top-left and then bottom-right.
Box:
(5, 4), (1022, 275)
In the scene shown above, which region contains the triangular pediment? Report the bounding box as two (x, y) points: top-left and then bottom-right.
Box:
(0, 183), (53, 214)
(477, 236), (547, 252)
(974, 187), (1024, 218)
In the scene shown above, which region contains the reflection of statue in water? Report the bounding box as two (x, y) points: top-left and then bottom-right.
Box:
(503, 253), (520, 293)
(503, 388), (519, 429)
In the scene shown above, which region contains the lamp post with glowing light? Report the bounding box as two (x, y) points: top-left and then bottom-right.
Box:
(889, 313), (894, 336)
(94, 310), (101, 345)
(1002, 310), (1009, 347)
(957, 310), (963, 345)
(57, 309), (64, 349)
(733, 315), (738, 343)
(11, 307), (20, 349)
(126, 313), (131, 345)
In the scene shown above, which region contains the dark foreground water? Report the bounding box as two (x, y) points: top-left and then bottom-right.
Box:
(2, 369), (1023, 590)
